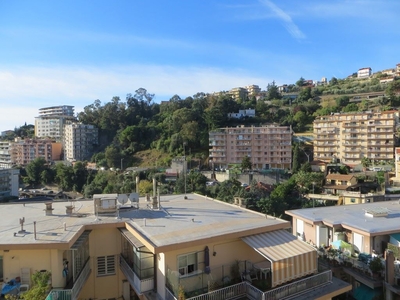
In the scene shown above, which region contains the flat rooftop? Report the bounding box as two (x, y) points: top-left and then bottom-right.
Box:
(0, 194), (289, 249)
(286, 201), (400, 235)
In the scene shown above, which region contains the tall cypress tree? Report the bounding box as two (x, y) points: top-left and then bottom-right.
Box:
(292, 144), (300, 174)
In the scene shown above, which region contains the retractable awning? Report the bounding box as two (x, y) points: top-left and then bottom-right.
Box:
(242, 229), (317, 287)
(119, 228), (144, 249)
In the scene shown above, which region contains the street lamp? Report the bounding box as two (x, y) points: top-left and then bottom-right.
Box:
(183, 142), (187, 199)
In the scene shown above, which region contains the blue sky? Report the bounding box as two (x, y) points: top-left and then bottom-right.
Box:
(1, 0), (399, 132)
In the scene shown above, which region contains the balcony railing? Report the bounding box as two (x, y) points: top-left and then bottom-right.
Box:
(171, 271), (333, 300)
(45, 258), (91, 300)
(119, 255), (154, 295)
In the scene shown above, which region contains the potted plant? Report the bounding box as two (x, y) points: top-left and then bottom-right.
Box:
(369, 257), (384, 278)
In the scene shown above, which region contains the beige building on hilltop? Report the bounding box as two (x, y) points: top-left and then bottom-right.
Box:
(35, 105), (76, 140)
(313, 110), (398, 166)
(209, 125), (292, 170)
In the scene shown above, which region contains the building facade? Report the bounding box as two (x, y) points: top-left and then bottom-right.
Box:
(0, 168), (19, 199)
(35, 105), (76, 139)
(357, 67), (372, 78)
(209, 125), (293, 170)
(313, 111), (398, 166)
(0, 141), (13, 169)
(11, 138), (62, 165)
(64, 123), (98, 162)
(0, 193), (351, 300)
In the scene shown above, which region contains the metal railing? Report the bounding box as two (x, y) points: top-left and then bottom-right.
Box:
(186, 282), (248, 300)
(262, 270), (332, 300)
(119, 254), (154, 295)
(71, 258), (91, 299)
(45, 258), (91, 300)
(178, 271), (332, 300)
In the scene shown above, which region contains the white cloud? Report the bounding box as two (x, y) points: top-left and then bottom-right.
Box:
(0, 64), (275, 131)
(259, 0), (305, 40)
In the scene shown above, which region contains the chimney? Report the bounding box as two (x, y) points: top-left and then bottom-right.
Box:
(45, 202), (53, 216)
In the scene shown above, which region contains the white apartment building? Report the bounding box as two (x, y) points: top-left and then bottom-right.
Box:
(0, 168), (19, 199)
(209, 125), (293, 170)
(0, 141), (12, 169)
(357, 67), (372, 78)
(64, 123), (98, 162)
(35, 105), (76, 139)
(313, 110), (398, 166)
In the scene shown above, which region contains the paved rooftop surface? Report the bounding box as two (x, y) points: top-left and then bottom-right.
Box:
(0, 194), (289, 248)
(286, 200), (400, 235)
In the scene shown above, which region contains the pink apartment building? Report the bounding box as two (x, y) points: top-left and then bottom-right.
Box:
(11, 138), (62, 165)
(209, 125), (293, 170)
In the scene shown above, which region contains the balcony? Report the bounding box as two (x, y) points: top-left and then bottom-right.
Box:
(166, 270), (334, 300)
(119, 255), (154, 295)
(45, 258), (91, 300)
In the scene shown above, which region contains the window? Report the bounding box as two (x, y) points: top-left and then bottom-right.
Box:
(178, 253), (197, 276)
(97, 255), (116, 276)
(350, 198), (356, 203)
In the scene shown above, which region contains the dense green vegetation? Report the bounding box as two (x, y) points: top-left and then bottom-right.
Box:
(6, 76), (400, 216)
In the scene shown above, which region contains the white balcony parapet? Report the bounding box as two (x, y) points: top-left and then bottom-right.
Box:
(119, 255), (154, 295)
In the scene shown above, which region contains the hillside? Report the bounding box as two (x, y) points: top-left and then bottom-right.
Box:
(131, 149), (172, 168)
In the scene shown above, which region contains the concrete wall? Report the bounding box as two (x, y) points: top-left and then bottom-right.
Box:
(203, 171), (285, 186)
(80, 227), (122, 299)
(1, 248), (64, 288)
(163, 238), (265, 294)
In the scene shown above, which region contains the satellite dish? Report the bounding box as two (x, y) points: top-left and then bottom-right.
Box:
(129, 193), (139, 203)
(117, 194), (128, 205)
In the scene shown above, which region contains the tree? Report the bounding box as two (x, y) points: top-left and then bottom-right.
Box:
(342, 103), (358, 112)
(266, 81), (281, 100)
(25, 157), (47, 185)
(241, 156), (252, 171)
(21, 270), (51, 300)
(335, 96), (350, 107)
(296, 77), (305, 87)
(292, 144), (300, 174)
(330, 77), (338, 85)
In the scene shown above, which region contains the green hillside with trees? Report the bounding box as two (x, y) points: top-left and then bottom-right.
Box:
(5, 74), (400, 217)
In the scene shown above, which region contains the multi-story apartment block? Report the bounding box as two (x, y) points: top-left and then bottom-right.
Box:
(357, 67), (372, 78)
(64, 123), (98, 162)
(0, 193), (351, 299)
(245, 84), (261, 96)
(0, 168), (19, 199)
(10, 138), (62, 165)
(229, 87), (248, 101)
(35, 105), (76, 139)
(313, 111), (398, 166)
(0, 141), (13, 169)
(209, 125), (292, 170)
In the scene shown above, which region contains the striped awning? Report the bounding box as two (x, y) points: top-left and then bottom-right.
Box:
(119, 228), (144, 249)
(242, 229), (317, 287)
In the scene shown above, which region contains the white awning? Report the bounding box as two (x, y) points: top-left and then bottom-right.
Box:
(242, 230), (317, 287)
